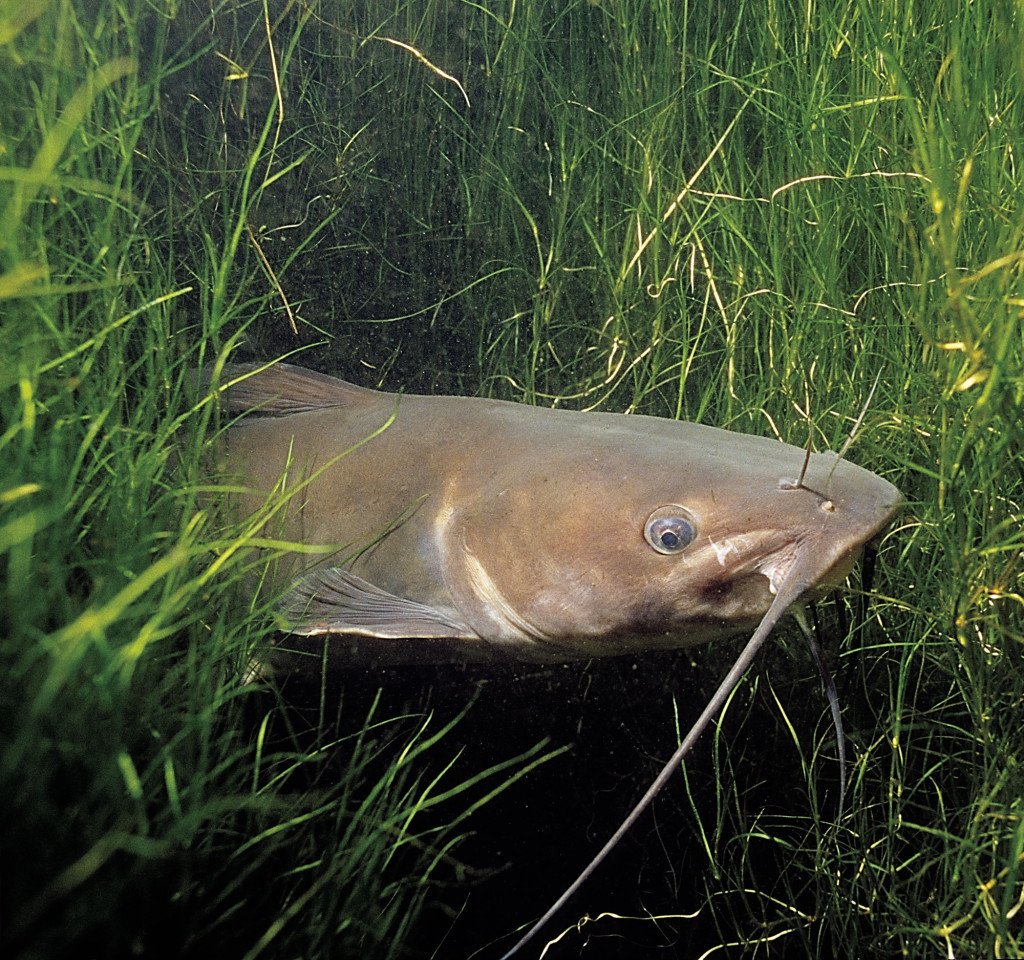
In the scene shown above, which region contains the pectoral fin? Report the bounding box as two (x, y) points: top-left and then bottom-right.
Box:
(279, 566), (477, 640)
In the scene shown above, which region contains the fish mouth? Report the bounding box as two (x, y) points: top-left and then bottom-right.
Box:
(755, 493), (902, 603)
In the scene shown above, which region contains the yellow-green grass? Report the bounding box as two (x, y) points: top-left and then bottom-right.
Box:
(2, 1), (1021, 958)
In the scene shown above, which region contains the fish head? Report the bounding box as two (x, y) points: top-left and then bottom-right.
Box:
(449, 419), (902, 659)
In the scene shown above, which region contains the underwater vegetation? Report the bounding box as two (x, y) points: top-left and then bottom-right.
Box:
(1, 1), (1022, 958)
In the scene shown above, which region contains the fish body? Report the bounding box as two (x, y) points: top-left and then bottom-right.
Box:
(214, 363), (901, 665)
(211, 361), (903, 956)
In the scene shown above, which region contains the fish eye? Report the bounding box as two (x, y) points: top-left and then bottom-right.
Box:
(644, 506), (696, 555)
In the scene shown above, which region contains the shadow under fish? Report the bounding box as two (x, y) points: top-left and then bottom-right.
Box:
(203, 361), (902, 957)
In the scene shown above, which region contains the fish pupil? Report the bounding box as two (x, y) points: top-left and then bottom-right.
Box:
(661, 531), (680, 548)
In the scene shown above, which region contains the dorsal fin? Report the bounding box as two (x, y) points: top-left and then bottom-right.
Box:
(209, 362), (380, 417)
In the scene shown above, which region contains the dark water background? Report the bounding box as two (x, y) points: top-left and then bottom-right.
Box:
(260, 629), (845, 959)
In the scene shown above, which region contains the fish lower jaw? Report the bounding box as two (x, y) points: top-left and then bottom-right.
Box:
(813, 547), (862, 592)
(768, 543), (863, 601)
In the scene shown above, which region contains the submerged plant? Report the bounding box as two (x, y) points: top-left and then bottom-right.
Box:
(3, 0), (1023, 958)
(0, 4), (562, 959)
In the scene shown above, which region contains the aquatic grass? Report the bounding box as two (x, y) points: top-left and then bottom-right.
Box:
(4, 0), (1023, 957)
(1, 3), (566, 959)
(314, 0), (1020, 956)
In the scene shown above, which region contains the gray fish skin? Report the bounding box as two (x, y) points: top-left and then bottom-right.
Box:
(213, 363), (902, 665)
